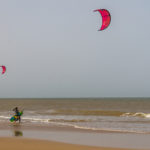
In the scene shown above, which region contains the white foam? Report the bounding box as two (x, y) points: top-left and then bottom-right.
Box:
(121, 112), (150, 118)
(0, 116), (10, 119)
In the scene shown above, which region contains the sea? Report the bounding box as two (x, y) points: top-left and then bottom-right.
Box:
(0, 98), (150, 134)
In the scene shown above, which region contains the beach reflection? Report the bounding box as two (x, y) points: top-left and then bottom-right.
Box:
(14, 130), (23, 137)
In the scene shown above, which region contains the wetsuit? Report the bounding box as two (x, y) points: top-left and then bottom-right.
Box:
(13, 107), (21, 123)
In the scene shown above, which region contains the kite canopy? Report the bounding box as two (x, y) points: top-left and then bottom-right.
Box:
(94, 9), (111, 31)
(0, 66), (6, 74)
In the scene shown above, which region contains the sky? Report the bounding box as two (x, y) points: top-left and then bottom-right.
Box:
(0, 0), (150, 98)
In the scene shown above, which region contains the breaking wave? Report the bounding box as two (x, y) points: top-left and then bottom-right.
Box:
(121, 112), (150, 118)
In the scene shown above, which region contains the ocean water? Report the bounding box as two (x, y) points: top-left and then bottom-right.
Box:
(0, 98), (150, 134)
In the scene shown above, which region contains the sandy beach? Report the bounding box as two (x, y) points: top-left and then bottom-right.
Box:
(0, 127), (149, 150)
(0, 137), (141, 150)
(0, 99), (150, 150)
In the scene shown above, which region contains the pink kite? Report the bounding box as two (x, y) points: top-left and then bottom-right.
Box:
(94, 9), (111, 31)
(0, 66), (6, 74)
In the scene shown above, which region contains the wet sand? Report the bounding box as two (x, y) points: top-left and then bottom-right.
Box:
(0, 122), (148, 149)
(0, 137), (141, 150)
(0, 128), (150, 149)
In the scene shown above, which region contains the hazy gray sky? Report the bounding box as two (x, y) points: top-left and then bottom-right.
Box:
(0, 0), (150, 98)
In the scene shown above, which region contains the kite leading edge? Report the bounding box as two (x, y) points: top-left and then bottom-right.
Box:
(94, 9), (111, 31)
(0, 66), (6, 74)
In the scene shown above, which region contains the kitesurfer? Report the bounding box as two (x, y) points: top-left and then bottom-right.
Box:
(13, 107), (21, 123)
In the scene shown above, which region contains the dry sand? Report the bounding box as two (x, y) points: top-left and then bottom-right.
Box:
(0, 137), (141, 150)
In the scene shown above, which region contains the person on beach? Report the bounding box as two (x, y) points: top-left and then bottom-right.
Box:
(13, 107), (21, 123)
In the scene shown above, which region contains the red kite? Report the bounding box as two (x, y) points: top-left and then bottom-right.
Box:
(0, 66), (6, 74)
(94, 9), (111, 31)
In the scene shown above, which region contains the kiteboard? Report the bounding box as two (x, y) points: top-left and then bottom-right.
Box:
(10, 111), (23, 122)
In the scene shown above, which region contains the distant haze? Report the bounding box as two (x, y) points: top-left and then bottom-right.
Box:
(0, 0), (150, 98)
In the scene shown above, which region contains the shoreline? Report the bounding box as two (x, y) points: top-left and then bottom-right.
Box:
(0, 137), (144, 150)
(0, 126), (150, 149)
(1, 121), (150, 134)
